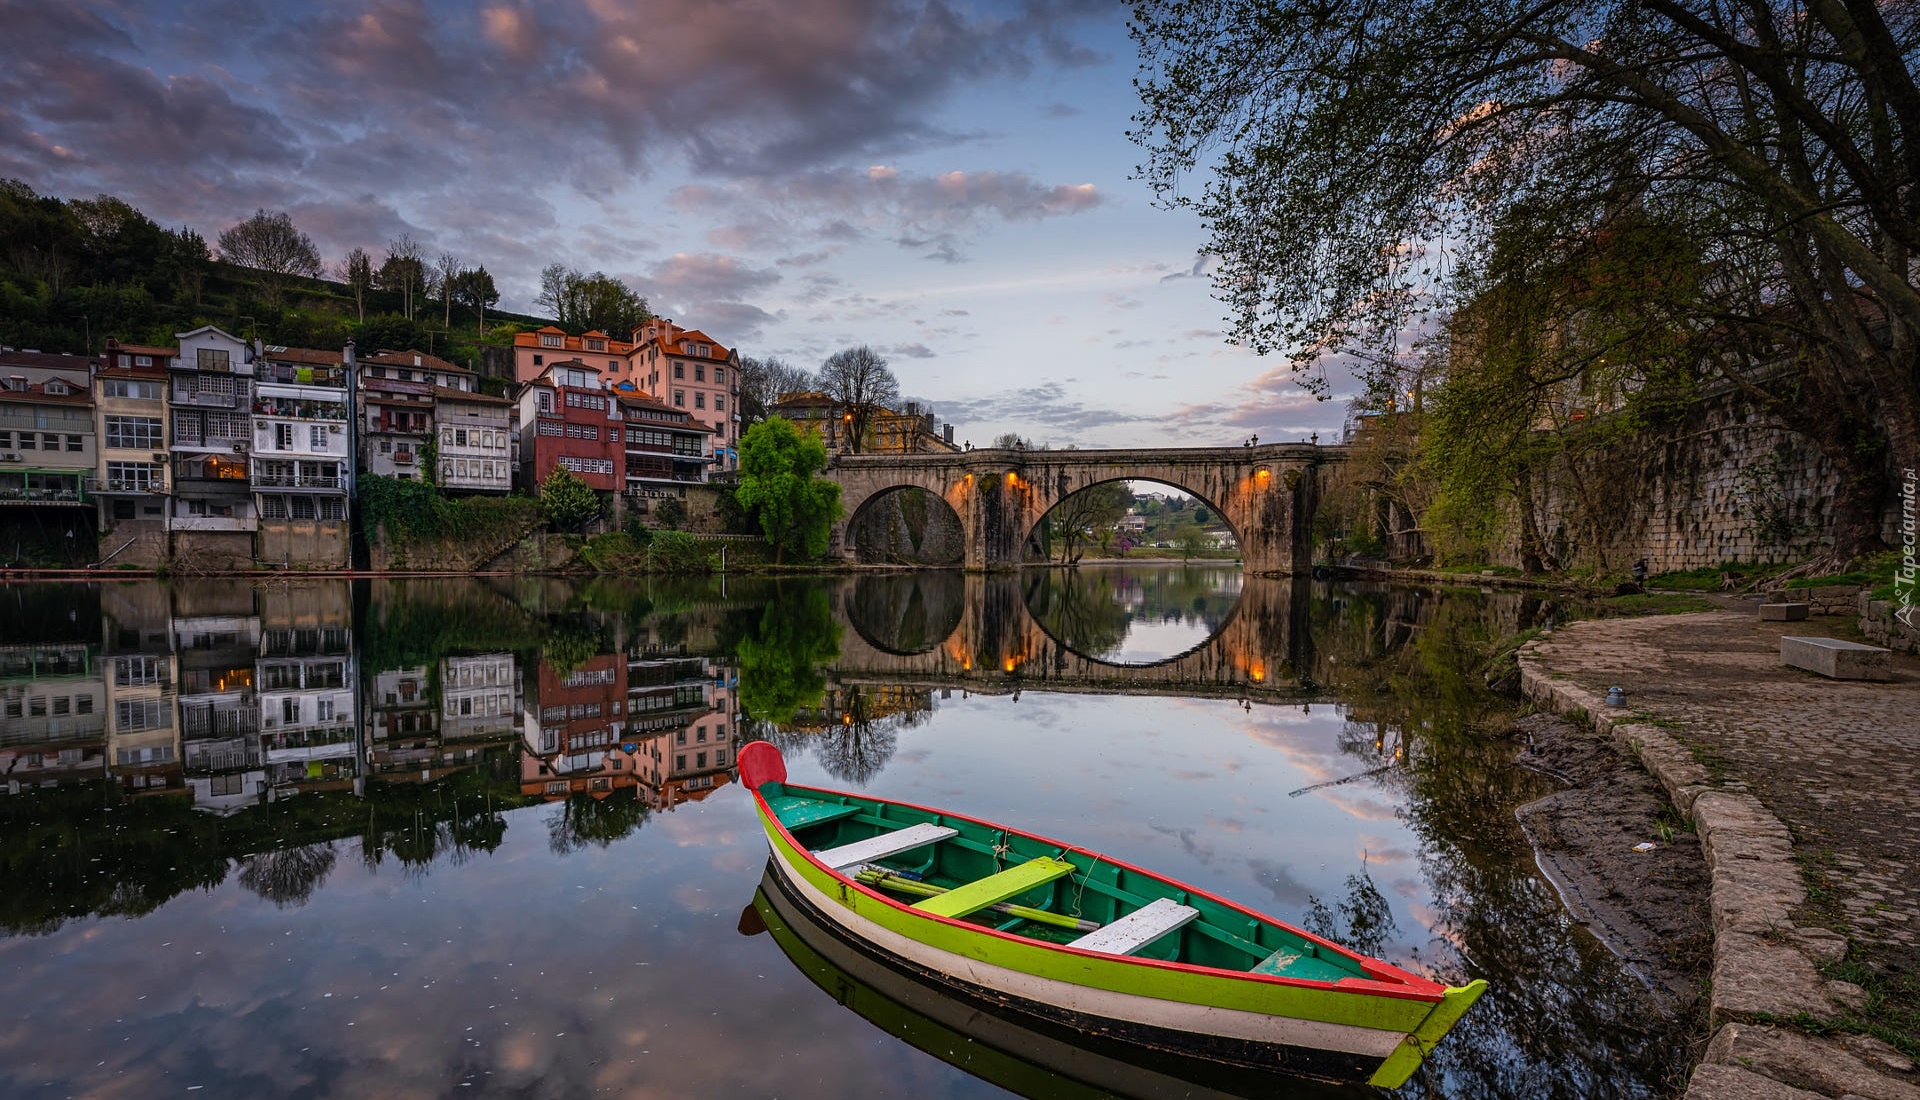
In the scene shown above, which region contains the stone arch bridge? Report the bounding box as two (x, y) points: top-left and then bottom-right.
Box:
(825, 444), (1346, 574)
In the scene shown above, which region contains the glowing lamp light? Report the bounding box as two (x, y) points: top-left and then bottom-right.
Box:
(1004, 657), (1018, 672)
(1249, 661), (1266, 682)
(1255, 467), (1272, 482)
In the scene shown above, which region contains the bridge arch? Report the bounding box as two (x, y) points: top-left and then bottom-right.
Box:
(845, 485), (965, 565)
(824, 444), (1336, 574)
(1020, 475), (1241, 562)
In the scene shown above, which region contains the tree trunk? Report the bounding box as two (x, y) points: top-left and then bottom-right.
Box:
(1513, 468), (1551, 574)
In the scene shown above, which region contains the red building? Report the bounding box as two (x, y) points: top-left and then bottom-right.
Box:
(519, 651), (632, 800)
(514, 359), (624, 494)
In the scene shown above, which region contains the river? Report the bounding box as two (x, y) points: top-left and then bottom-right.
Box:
(0, 566), (1687, 1098)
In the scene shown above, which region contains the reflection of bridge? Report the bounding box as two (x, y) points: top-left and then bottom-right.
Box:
(831, 572), (1324, 700)
(825, 444), (1346, 574)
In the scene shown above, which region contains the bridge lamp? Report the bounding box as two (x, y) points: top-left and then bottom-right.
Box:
(1255, 466), (1272, 483)
(1249, 661), (1266, 682)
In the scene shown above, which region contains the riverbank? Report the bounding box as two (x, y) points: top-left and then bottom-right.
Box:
(1520, 609), (1919, 1099)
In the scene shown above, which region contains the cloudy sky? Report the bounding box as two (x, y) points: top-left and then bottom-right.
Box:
(0, 0), (1354, 447)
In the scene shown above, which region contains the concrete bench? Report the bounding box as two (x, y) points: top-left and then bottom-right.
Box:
(1780, 636), (1892, 681)
(1759, 602), (1809, 621)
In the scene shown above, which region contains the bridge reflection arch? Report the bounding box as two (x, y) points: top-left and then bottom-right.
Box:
(844, 572), (967, 656)
(1018, 564), (1246, 669)
(1018, 476), (1241, 565)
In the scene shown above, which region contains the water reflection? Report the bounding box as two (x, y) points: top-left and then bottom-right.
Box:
(1023, 564), (1242, 664)
(0, 571), (1687, 1099)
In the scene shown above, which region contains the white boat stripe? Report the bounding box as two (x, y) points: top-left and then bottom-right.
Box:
(771, 846), (1406, 1060)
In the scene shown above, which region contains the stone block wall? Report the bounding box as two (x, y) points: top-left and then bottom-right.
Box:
(847, 487), (965, 565)
(1858, 591), (1920, 655)
(1492, 386), (1890, 572)
(255, 519), (350, 569)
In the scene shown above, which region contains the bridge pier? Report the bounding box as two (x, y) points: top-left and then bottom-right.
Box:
(826, 444), (1339, 574)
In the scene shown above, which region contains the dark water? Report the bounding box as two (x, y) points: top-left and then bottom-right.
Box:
(0, 568), (1687, 1098)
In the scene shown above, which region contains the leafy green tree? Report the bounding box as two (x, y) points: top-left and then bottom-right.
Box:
(1131, 0), (1920, 564)
(216, 208), (322, 307)
(736, 587), (843, 724)
(736, 417), (843, 562)
(536, 263), (651, 336)
(540, 467), (601, 533)
(453, 266), (499, 332)
(652, 496), (688, 530)
(1174, 524), (1207, 559)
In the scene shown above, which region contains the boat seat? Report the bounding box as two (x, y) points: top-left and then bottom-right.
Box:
(765, 795), (863, 831)
(1066, 897), (1200, 955)
(814, 823), (958, 870)
(913, 857), (1076, 919)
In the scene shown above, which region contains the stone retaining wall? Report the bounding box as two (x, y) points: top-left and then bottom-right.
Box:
(1519, 643), (1917, 1100)
(1859, 590), (1920, 655)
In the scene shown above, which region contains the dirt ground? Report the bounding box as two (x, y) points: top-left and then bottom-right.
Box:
(1508, 711), (1714, 1011)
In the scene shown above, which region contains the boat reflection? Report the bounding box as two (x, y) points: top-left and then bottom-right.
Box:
(745, 866), (1357, 1100)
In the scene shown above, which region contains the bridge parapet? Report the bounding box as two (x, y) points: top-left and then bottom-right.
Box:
(824, 444), (1346, 574)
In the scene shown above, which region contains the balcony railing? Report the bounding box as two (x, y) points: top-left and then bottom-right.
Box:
(252, 474), (342, 489)
(172, 390), (246, 409)
(0, 486), (87, 505)
(101, 478), (166, 493)
(393, 451), (415, 465)
(182, 706), (260, 739)
(171, 428), (249, 448)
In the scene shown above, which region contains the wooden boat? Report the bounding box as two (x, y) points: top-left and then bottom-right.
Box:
(746, 867), (1354, 1099)
(739, 742), (1486, 1088)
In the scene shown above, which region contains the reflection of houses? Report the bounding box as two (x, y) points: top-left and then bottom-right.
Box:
(365, 665), (439, 782)
(172, 584), (262, 814)
(256, 587), (358, 797)
(442, 654), (519, 743)
(101, 584), (182, 797)
(0, 642), (107, 792)
(520, 651), (633, 799)
(612, 657), (738, 810)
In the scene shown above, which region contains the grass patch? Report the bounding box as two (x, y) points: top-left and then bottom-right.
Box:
(1672, 732), (1735, 783)
(1649, 562), (1780, 591)
(1592, 592), (1719, 615)
(1785, 551), (1898, 595)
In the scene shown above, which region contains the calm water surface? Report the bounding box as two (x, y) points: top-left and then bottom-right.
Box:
(0, 568), (1685, 1098)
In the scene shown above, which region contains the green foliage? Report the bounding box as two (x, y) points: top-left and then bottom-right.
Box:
(539, 467), (602, 533)
(736, 417), (843, 562)
(357, 475), (544, 547)
(580, 530), (714, 574)
(652, 496), (688, 530)
(541, 617), (604, 676)
(1647, 562), (1778, 591)
(536, 263), (651, 336)
(358, 579), (547, 673)
(735, 586), (843, 723)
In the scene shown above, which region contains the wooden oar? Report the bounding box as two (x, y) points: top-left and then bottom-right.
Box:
(853, 868), (1098, 932)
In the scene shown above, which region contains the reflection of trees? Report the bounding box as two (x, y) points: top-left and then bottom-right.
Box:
(547, 789), (651, 855)
(736, 587), (843, 723)
(238, 844), (338, 909)
(1023, 565), (1242, 662)
(815, 724), (898, 785)
(1305, 584), (1684, 1098)
(1303, 870), (1398, 960)
(541, 617), (605, 677)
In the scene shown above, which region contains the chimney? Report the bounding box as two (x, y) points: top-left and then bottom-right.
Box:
(943, 424), (954, 445)
(906, 401), (918, 417)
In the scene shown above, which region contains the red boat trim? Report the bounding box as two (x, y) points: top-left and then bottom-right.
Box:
(749, 781), (1447, 1003)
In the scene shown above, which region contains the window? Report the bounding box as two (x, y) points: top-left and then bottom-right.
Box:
(379, 440), (391, 454)
(537, 392), (552, 413)
(319, 497), (346, 520)
(17, 433), (32, 450)
(673, 390), (684, 407)
(41, 433), (59, 449)
(676, 755), (686, 771)
(696, 751), (707, 768)
(541, 334), (563, 348)
(455, 429), (467, 446)
(260, 495), (288, 518)
(291, 496), (316, 519)
(106, 462), (162, 491)
(103, 379), (161, 400)
(310, 426), (326, 451)
(196, 347), (230, 371)
(282, 697), (302, 724)
(538, 421), (564, 437)
(715, 396), (724, 412)
(564, 392), (606, 410)
(318, 699), (335, 722)
(275, 423), (294, 449)
(134, 355), (153, 367)
(116, 698), (168, 732)
(65, 434), (82, 451)
(0, 431), (9, 448)
(104, 416), (163, 449)
(586, 338), (606, 352)
(192, 373), (237, 397)
(695, 364), (706, 382)
(714, 367), (724, 384)
(674, 364), (684, 379)
(609, 360), (619, 371)
(694, 393), (705, 409)
(532, 354), (543, 367)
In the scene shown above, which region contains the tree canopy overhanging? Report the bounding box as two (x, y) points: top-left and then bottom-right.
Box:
(1131, 0), (1920, 561)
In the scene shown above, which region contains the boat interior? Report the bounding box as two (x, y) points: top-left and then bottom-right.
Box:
(764, 782), (1374, 984)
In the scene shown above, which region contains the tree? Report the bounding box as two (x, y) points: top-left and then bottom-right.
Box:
(1045, 482), (1133, 563)
(378, 235), (426, 320)
(1173, 523), (1208, 559)
(817, 346), (900, 453)
(536, 263), (651, 336)
(435, 252), (462, 329)
(540, 467), (601, 532)
(1132, 0), (1920, 565)
(338, 247), (373, 322)
(452, 266), (499, 332)
(735, 587), (843, 724)
(737, 355), (814, 427)
(216, 209), (322, 307)
(736, 416), (843, 562)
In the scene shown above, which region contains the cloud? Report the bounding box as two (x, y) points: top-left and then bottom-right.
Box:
(887, 342), (936, 359)
(628, 252), (784, 340)
(0, 0), (1112, 291)
(939, 381), (1153, 441)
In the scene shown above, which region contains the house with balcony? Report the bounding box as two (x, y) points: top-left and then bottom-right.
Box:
(433, 388), (515, 494)
(516, 359), (624, 498)
(364, 664), (440, 784)
(252, 347), (351, 567)
(0, 374), (96, 538)
(94, 341), (173, 566)
(360, 372), (434, 481)
(509, 326), (638, 386)
(615, 389), (710, 507)
(630, 319), (740, 469)
(519, 650), (634, 800)
(168, 326), (257, 568)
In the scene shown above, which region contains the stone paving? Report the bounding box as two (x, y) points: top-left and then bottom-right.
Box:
(1522, 605), (1919, 1100)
